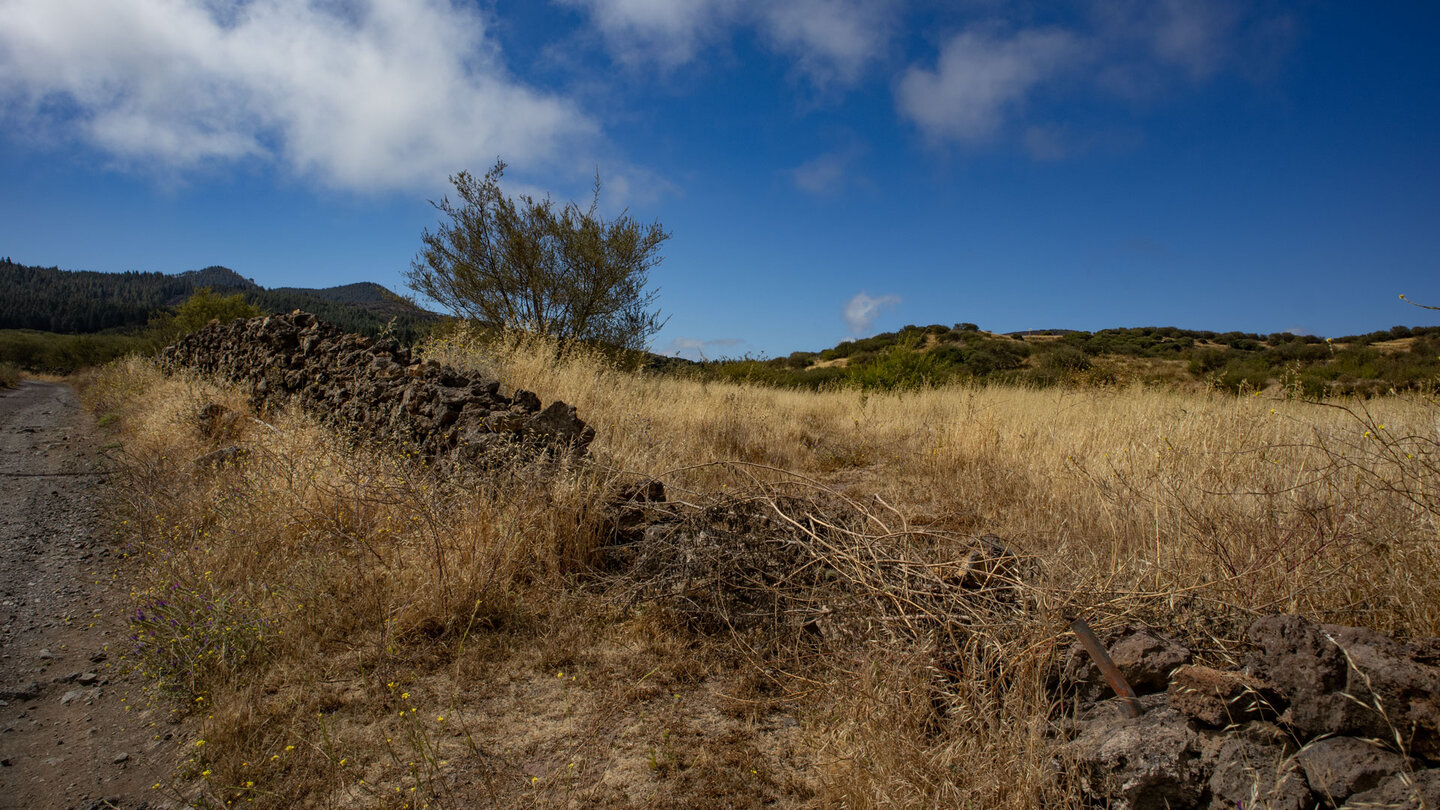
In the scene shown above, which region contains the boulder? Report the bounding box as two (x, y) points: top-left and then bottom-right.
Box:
(1063, 626), (1193, 702)
(1344, 768), (1440, 809)
(1061, 702), (1207, 810)
(1169, 664), (1284, 727)
(1294, 736), (1407, 804)
(1205, 736), (1313, 810)
(1249, 615), (1440, 759)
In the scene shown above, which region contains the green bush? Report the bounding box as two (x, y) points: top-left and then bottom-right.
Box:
(0, 361), (19, 388)
(1216, 357), (1273, 392)
(146, 287), (264, 344)
(845, 341), (951, 391)
(1038, 345), (1092, 373)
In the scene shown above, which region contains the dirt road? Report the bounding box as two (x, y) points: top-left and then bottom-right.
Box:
(0, 381), (165, 810)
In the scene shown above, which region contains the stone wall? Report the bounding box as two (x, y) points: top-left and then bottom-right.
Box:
(161, 311), (594, 462)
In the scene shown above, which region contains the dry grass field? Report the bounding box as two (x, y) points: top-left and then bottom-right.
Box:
(79, 330), (1440, 808)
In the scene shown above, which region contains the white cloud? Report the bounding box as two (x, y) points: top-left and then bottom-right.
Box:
(843, 291), (899, 335)
(0, 0), (595, 191)
(790, 143), (865, 195)
(896, 27), (1079, 144)
(895, 2), (1289, 152)
(558, 0), (735, 69)
(756, 0), (891, 86)
(561, 0), (890, 85)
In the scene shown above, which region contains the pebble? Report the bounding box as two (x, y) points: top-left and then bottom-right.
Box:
(112, 752), (129, 764)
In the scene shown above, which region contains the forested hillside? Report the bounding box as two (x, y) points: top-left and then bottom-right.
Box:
(0, 258), (442, 340)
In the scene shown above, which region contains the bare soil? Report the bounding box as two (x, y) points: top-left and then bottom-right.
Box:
(0, 381), (169, 810)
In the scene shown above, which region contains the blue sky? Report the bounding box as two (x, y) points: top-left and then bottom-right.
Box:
(1, 1), (1437, 358)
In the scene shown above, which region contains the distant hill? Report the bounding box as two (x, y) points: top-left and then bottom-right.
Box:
(697, 321), (1440, 396)
(0, 258), (444, 343)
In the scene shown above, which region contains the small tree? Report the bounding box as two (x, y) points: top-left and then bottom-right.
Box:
(147, 287), (264, 345)
(407, 160), (670, 351)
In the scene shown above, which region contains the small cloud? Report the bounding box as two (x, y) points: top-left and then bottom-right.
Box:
(666, 336), (744, 361)
(557, 0), (730, 69)
(843, 291), (899, 335)
(1278, 326), (1312, 337)
(757, 0), (892, 87)
(789, 143), (865, 195)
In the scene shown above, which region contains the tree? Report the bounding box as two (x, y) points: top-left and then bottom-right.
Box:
(146, 287), (264, 345)
(406, 159), (670, 351)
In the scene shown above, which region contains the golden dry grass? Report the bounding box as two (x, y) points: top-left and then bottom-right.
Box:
(78, 334), (1440, 808)
(430, 328), (1440, 632)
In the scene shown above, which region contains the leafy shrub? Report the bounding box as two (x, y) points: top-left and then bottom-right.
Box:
(845, 341), (950, 390)
(1037, 345), (1091, 373)
(0, 361), (19, 388)
(146, 287), (264, 344)
(783, 351), (817, 369)
(1216, 357), (1273, 392)
(1188, 348), (1228, 375)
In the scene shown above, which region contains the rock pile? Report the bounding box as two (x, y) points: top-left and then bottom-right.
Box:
(161, 311), (594, 462)
(1061, 614), (1440, 809)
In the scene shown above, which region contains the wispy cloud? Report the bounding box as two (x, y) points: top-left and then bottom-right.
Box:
(790, 143), (866, 195)
(756, 0), (893, 86)
(557, 0), (733, 70)
(1092, 0), (1242, 82)
(843, 291), (899, 335)
(896, 27), (1080, 145)
(666, 336), (744, 360)
(561, 0), (892, 87)
(0, 0), (595, 191)
(1023, 125), (1069, 161)
(896, 1), (1294, 151)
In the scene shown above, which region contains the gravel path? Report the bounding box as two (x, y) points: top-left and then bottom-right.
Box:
(0, 381), (167, 810)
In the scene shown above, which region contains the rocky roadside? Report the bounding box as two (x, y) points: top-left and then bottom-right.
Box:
(0, 380), (171, 810)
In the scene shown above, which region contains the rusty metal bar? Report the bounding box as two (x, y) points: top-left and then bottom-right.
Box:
(1070, 618), (1144, 718)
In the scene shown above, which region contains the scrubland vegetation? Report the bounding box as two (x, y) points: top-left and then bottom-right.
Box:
(81, 326), (1439, 808)
(695, 321), (1440, 396)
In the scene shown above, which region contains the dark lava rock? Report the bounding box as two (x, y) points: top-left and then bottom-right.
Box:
(1344, 768), (1440, 809)
(1205, 736), (1313, 810)
(1294, 736), (1407, 804)
(1064, 626), (1193, 702)
(1249, 615), (1440, 759)
(162, 312), (595, 464)
(1169, 664), (1284, 727)
(1061, 702), (1207, 810)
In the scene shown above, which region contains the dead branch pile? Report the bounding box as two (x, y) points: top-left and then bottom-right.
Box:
(607, 480), (1033, 653)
